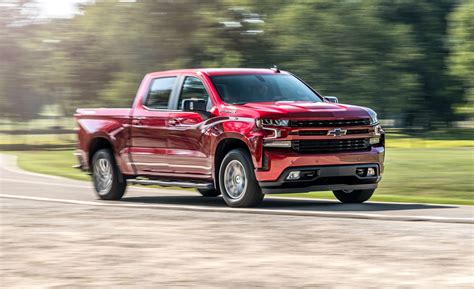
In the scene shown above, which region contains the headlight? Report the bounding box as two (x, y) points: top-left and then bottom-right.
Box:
(261, 119), (289, 127)
(369, 137), (380, 145)
(366, 108), (379, 125)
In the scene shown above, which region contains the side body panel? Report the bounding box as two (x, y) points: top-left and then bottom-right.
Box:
(129, 107), (174, 174)
(166, 111), (213, 179)
(75, 108), (134, 175)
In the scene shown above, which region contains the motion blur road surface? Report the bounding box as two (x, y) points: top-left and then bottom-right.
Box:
(1, 154), (473, 288)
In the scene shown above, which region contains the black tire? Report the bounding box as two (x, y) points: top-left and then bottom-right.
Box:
(219, 148), (264, 207)
(197, 188), (221, 197)
(91, 149), (127, 200)
(333, 189), (375, 203)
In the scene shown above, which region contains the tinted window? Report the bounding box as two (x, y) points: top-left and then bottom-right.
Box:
(177, 76), (209, 110)
(210, 74), (322, 104)
(144, 77), (177, 109)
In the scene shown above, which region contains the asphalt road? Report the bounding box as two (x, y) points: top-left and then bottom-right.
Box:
(1, 154), (473, 288)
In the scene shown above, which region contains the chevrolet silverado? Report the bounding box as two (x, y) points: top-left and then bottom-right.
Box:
(75, 68), (385, 207)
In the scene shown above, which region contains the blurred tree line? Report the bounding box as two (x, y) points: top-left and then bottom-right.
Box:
(0, 0), (472, 128)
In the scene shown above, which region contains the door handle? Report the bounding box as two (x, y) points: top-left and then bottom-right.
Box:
(169, 119), (179, 126)
(132, 119), (144, 125)
(132, 116), (146, 125)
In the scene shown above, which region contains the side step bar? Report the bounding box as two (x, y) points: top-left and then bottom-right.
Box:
(128, 179), (214, 190)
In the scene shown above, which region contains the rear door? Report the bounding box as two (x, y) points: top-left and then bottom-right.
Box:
(130, 76), (178, 175)
(166, 76), (213, 179)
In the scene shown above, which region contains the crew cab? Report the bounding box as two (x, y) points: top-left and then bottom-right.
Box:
(75, 68), (385, 207)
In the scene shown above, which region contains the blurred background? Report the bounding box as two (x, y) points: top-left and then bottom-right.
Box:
(0, 0), (473, 204)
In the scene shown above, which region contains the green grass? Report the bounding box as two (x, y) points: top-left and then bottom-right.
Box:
(385, 132), (474, 148)
(0, 118), (74, 131)
(0, 117), (76, 149)
(13, 150), (89, 181)
(0, 134), (75, 146)
(7, 145), (474, 205)
(385, 137), (473, 148)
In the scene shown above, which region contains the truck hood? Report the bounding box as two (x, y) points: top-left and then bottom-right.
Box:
(234, 101), (371, 120)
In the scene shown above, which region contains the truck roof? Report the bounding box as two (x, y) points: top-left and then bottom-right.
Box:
(146, 68), (289, 78)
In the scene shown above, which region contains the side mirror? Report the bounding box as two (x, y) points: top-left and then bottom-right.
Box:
(325, 96), (339, 103)
(182, 98), (211, 119)
(182, 98), (207, 112)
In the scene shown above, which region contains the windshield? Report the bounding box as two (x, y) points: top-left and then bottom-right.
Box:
(210, 74), (323, 104)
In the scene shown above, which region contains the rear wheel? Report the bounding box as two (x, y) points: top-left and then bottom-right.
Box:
(197, 188), (220, 197)
(92, 149), (127, 200)
(333, 189), (375, 203)
(219, 148), (264, 207)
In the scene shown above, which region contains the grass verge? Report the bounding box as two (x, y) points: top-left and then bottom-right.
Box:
(12, 150), (89, 181)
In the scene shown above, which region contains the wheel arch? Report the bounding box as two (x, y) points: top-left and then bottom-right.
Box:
(213, 137), (252, 192)
(88, 137), (114, 168)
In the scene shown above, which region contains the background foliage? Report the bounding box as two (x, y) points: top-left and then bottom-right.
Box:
(0, 0), (473, 127)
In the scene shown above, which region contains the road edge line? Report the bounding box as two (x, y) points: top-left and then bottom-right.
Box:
(1, 194), (472, 224)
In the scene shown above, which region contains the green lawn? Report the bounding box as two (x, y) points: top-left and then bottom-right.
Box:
(0, 118), (75, 132)
(13, 150), (89, 181)
(0, 117), (76, 149)
(7, 145), (474, 205)
(0, 134), (75, 146)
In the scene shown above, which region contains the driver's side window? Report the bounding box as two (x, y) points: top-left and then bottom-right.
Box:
(178, 76), (209, 110)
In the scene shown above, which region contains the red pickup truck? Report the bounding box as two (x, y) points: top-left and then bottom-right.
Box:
(75, 68), (385, 207)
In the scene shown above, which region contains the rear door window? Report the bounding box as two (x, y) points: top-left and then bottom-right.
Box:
(144, 77), (177, 109)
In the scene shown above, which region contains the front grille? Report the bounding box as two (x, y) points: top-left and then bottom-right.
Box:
(292, 138), (370, 153)
(295, 130), (327, 136)
(292, 128), (370, 136)
(346, 129), (370, 135)
(289, 118), (370, 127)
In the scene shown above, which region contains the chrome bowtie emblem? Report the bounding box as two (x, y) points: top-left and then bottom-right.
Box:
(327, 128), (347, 137)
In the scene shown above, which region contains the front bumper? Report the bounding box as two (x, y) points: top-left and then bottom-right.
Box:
(258, 163), (381, 194)
(255, 146), (385, 182)
(73, 150), (89, 172)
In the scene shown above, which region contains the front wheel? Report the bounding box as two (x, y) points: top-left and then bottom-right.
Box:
(219, 149), (264, 207)
(92, 149), (127, 200)
(333, 189), (375, 203)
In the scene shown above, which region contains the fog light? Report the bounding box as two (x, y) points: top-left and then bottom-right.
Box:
(287, 171), (301, 180)
(369, 137), (380, 145)
(356, 168), (366, 177)
(367, 167), (376, 176)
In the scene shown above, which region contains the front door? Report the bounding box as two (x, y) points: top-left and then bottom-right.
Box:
(166, 76), (213, 179)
